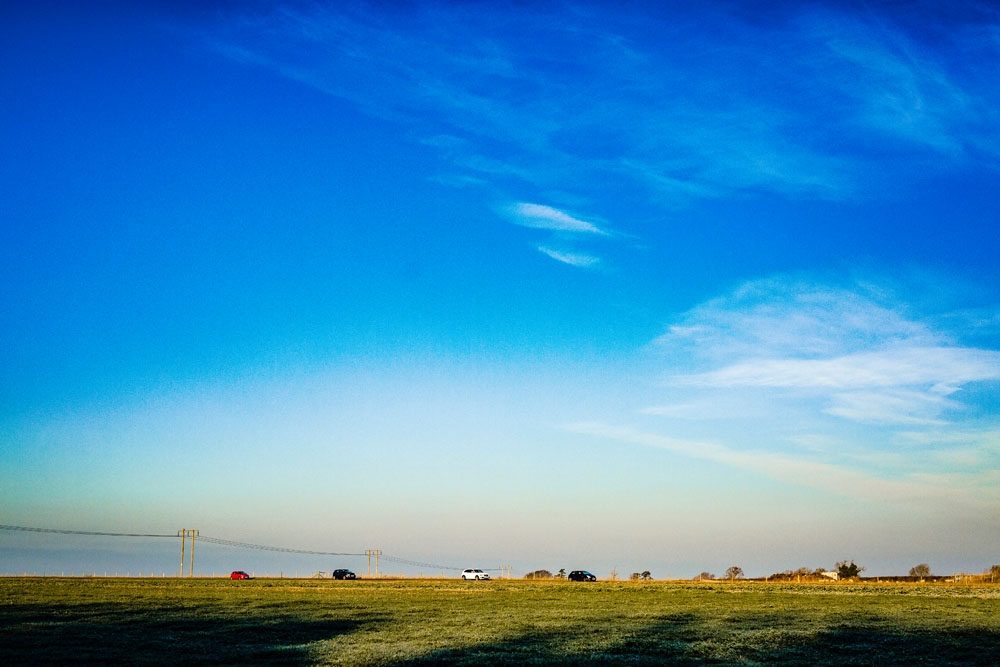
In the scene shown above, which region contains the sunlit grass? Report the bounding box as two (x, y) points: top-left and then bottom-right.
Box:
(2, 578), (998, 665)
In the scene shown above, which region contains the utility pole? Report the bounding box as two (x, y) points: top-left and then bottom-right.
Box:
(190, 530), (197, 577)
(178, 529), (199, 577)
(366, 549), (381, 578)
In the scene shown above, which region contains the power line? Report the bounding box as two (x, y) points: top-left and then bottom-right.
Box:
(196, 535), (365, 556)
(0, 524), (175, 538)
(380, 554), (464, 572)
(0, 525), (360, 554)
(1, 524), (477, 573)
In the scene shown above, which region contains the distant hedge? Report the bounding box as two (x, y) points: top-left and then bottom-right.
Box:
(524, 569), (553, 579)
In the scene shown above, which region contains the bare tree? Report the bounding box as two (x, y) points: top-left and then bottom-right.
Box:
(694, 572), (715, 581)
(909, 564), (931, 578)
(725, 566), (744, 582)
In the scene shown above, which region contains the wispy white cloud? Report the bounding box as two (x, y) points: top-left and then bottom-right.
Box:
(825, 388), (958, 426)
(896, 427), (1000, 450)
(625, 274), (1000, 510)
(656, 277), (1000, 426)
(803, 7), (1000, 161)
(680, 346), (1000, 392)
(505, 202), (611, 267)
(537, 246), (600, 269)
(202, 2), (1000, 205)
(566, 422), (976, 505)
(657, 278), (942, 359)
(510, 203), (606, 234)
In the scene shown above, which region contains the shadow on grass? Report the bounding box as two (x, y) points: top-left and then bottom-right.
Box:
(4, 598), (998, 665)
(0, 601), (384, 666)
(388, 612), (1000, 666)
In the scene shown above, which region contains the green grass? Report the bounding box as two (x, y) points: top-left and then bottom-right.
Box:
(2, 578), (998, 665)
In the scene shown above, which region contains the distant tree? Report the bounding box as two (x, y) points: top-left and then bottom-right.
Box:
(556, 568), (566, 579)
(525, 569), (552, 579)
(989, 565), (1000, 582)
(641, 571), (652, 581)
(725, 566), (744, 582)
(630, 572), (641, 581)
(695, 572), (716, 581)
(909, 564), (931, 578)
(836, 560), (865, 580)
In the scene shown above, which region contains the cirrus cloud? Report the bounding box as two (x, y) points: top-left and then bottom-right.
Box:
(504, 202), (613, 268)
(537, 246), (601, 268)
(204, 1), (1000, 206)
(653, 276), (1000, 426)
(509, 203), (607, 235)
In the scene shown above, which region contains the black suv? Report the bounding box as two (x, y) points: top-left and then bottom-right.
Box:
(332, 569), (357, 580)
(568, 570), (596, 582)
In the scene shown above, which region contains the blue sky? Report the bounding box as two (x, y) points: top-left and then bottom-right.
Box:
(2, 0), (999, 578)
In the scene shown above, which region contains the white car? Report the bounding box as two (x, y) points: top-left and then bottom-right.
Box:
(461, 568), (490, 580)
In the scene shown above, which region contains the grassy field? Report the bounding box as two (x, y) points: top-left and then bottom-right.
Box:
(2, 577), (998, 665)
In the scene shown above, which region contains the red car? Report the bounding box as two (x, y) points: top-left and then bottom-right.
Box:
(230, 570), (252, 580)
